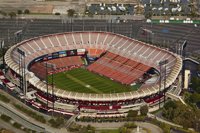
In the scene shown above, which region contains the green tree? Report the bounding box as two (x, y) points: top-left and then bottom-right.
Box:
(13, 122), (22, 129)
(140, 105), (148, 116)
(189, 93), (200, 103)
(0, 11), (7, 16)
(119, 127), (127, 133)
(0, 93), (10, 103)
(67, 9), (75, 17)
(17, 10), (22, 14)
(162, 101), (200, 130)
(163, 107), (174, 120)
(86, 124), (95, 132)
(190, 77), (200, 93)
(55, 12), (60, 15)
(48, 117), (65, 128)
(8, 12), (16, 18)
(24, 9), (30, 14)
(124, 122), (137, 129)
(197, 65), (200, 71)
(127, 110), (138, 118)
(164, 100), (177, 110)
(145, 12), (152, 19)
(0, 114), (11, 122)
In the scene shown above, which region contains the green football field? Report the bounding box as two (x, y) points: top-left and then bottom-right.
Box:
(48, 68), (139, 94)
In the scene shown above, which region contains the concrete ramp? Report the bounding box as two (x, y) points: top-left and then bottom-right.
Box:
(166, 92), (186, 105)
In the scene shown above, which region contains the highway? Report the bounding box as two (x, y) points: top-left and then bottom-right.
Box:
(0, 88), (69, 133)
(0, 102), (45, 132)
(0, 119), (25, 133)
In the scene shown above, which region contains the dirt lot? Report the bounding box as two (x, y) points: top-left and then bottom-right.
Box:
(0, 0), (82, 13)
(0, 0), (137, 13)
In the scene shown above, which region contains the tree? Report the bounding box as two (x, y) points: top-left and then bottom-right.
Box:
(162, 100), (200, 130)
(188, 93), (200, 103)
(24, 9), (30, 14)
(163, 100), (177, 110)
(17, 10), (22, 14)
(190, 77), (200, 93)
(127, 110), (138, 118)
(0, 11), (7, 16)
(190, 11), (197, 18)
(119, 127), (128, 133)
(119, 125), (132, 133)
(140, 105), (148, 116)
(55, 12), (60, 15)
(124, 122), (137, 129)
(145, 12), (152, 19)
(48, 117), (64, 128)
(197, 64), (200, 71)
(88, 12), (93, 18)
(163, 107), (174, 120)
(67, 9), (75, 17)
(8, 12), (16, 18)
(85, 124), (95, 133)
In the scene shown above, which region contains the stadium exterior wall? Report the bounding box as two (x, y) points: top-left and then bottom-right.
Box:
(5, 32), (182, 104)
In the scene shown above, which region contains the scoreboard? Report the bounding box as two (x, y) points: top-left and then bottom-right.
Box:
(77, 49), (85, 55)
(52, 52), (59, 59)
(59, 51), (67, 57)
(67, 49), (77, 56)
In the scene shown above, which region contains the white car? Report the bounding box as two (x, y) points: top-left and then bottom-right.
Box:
(197, 72), (200, 78)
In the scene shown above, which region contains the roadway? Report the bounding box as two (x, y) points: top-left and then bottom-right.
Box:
(0, 89), (69, 133)
(0, 119), (25, 133)
(0, 100), (71, 133)
(0, 102), (45, 132)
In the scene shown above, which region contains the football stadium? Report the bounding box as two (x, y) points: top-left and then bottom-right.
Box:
(4, 31), (182, 117)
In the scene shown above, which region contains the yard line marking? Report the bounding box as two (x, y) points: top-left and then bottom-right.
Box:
(65, 74), (102, 94)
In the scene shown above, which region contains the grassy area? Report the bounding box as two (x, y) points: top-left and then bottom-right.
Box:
(97, 129), (119, 133)
(45, 0), (66, 1)
(48, 68), (139, 94)
(0, 94), (10, 103)
(13, 104), (46, 123)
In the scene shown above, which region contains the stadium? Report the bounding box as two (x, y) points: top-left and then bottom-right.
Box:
(4, 31), (182, 117)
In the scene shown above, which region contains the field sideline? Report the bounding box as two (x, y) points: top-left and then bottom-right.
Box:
(48, 68), (139, 94)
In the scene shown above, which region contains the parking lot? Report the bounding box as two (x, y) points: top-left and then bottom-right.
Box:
(86, 3), (135, 15)
(0, 18), (200, 56)
(141, 0), (193, 16)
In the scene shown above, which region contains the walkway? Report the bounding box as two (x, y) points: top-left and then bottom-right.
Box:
(77, 121), (163, 133)
(148, 113), (182, 128)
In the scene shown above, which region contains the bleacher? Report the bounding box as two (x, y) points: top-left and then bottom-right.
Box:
(29, 56), (83, 79)
(87, 52), (151, 85)
(87, 48), (104, 57)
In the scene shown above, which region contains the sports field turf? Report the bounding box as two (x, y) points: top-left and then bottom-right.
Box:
(48, 68), (139, 94)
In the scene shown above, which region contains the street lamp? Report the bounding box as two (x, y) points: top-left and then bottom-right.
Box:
(14, 30), (22, 44)
(45, 62), (55, 116)
(45, 62), (49, 109)
(61, 15), (67, 32)
(0, 40), (5, 69)
(17, 48), (26, 96)
(141, 28), (154, 43)
(51, 64), (55, 117)
(159, 59), (168, 108)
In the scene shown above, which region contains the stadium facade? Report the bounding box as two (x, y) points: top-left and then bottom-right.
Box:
(4, 32), (182, 117)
